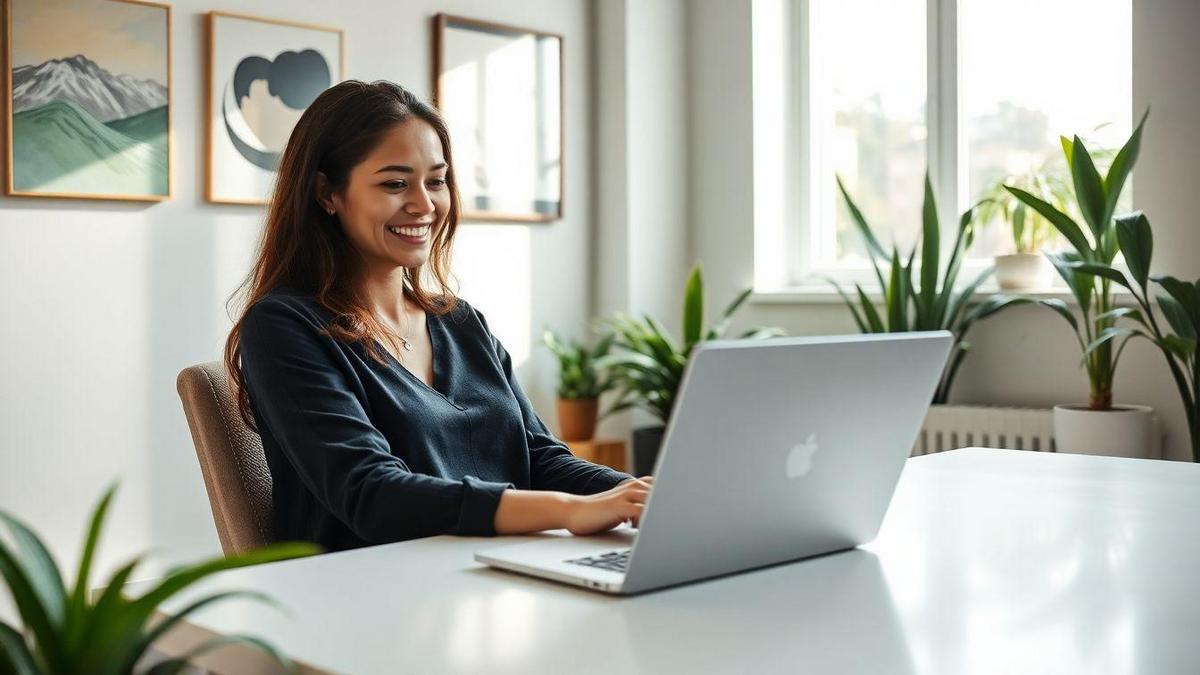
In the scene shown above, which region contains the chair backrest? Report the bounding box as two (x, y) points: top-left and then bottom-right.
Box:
(177, 361), (273, 556)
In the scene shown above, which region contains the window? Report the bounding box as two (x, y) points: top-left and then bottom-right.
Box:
(760, 0), (1133, 289)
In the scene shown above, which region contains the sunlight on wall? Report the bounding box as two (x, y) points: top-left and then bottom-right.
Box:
(451, 224), (533, 367)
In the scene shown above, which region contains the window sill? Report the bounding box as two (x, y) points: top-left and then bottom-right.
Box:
(750, 284), (1131, 307)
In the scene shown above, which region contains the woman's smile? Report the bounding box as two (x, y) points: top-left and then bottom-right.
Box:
(386, 222), (432, 244)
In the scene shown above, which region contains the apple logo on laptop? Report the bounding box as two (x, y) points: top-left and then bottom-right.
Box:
(786, 433), (819, 478)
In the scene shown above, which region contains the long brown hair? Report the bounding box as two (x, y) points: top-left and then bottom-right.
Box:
(224, 80), (461, 429)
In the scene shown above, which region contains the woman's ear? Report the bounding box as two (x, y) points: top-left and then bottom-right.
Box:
(314, 172), (337, 215)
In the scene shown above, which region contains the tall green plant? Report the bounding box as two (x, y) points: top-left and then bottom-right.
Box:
(542, 330), (616, 400)
(1006, 111), (1148, 410)
(828, 173), (1045, 403)
(0, 485), (319, 674)
(597, 264), (785, 425)
(1064, 213), (1200, 461)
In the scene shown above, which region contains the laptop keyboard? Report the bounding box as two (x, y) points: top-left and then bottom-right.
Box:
(565, 549), (631, 573)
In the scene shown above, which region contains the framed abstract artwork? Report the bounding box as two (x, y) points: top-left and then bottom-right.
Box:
(205, 11), (343, 205)
(433, 14), (563, 222)
(4, 0), (172, 201)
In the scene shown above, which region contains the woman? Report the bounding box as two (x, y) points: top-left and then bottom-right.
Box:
(224, 80), (652, 553)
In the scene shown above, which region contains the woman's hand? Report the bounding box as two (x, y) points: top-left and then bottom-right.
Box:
(564, 476), (654, 536)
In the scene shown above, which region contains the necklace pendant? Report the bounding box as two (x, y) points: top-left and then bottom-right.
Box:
(400, 338), (413, 351)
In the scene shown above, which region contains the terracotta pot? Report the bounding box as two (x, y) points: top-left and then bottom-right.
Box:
(556, 398), (599, 442)
(995, 253), (1053, 290)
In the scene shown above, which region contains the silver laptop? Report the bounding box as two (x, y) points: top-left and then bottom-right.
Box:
(475, 331), (953, 595)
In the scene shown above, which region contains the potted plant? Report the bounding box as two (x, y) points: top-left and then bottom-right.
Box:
(1063, 212), (1199, 461)
(0, 484), (319, 674)
(542, 329), (617, 442)
(597, 264), (785, 475)
(976, 167), (1070, 290)
(1006, 112), (1160, 457)
(828, 173), (1050, 404)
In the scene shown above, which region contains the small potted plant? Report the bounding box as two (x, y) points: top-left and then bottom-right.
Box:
(1006, 112), (1159, 457)
(0, 484), (318, 673)
(542, 329), (617, 442)
(597, 264), (785, 475)
(976, 167), (1070, 290)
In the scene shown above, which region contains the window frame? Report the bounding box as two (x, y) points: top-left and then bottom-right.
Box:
(776, 0), (1035, 292)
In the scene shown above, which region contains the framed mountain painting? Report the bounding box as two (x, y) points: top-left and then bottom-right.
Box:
(206, 11), (343, 205)
(4, 0), (172, 201)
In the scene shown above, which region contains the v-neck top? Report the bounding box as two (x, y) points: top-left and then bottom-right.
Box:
(239, 287), (633, 552)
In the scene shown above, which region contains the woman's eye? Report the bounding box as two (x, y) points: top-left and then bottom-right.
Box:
(428, 178), (447, 188)
(382, 181), (406, 189)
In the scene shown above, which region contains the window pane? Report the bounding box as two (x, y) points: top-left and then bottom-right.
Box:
(809, 0), (927, 269)
(963, 0), (1132, 259)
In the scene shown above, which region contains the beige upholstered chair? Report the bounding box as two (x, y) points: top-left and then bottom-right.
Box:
(177, 361), (273, 556)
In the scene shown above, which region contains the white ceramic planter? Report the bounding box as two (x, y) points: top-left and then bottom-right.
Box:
(995, 253), (1054, 290)
(1052, 404), (1161, 458)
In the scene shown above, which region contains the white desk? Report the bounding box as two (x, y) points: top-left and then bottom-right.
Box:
(148, 448), (1200, 674)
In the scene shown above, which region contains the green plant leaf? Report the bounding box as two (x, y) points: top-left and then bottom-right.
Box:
(919, 174), (940, 313)
(1069, 135), (1108, 239)
(1036, 298), (1081, 334)
(819, 275), (868, 333)
(0, 532), (60, 670)
(128, 543), (319, 628)
(1103, 109), (1148, 226)
(836, 175), (888, 260)
(738, 327), (786, 340)
(855, 285), (886, 333)
(69, 555), (146, 667)
(126, 590), (282, 674)
(0, 621), (38, 675)
(1157, 294), (1197, 340)
(1152, 275), (1200, 330)
(1006, 186), (1093, 260)
(1012, 202), (1028, 252)
(720, 287), (754, 321)
(1047, 252), (1094, 313)
(1084, 326), (1147, 363)
(143, 633), (295, 675)
(1160, 334), (1198, 361)
(1068, 262), (1132, 291)
(682, 265), (704, 350)
(958, 295), (1031, 335)
(944, 267), (995, 331)
(1115, 212), (1153, 291)
(887, 248), (907, 331)
(0, 511), (67, 629)
(933, 206), (979, 327)
(642, 317), (686, 377)
(1060, 135), (1074, 166)
(67, 483), (117, 645)
(1096, 307), (1144, 325)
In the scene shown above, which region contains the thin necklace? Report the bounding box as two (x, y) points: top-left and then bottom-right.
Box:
(390, 298), (414, 352)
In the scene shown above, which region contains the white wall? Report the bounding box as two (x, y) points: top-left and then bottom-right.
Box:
(0, 0), (595, 612)
(592, 0), (692, 441)
(688, 0), (1200, 461)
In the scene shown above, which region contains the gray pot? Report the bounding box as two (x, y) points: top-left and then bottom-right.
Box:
(632, 426), (666, 476)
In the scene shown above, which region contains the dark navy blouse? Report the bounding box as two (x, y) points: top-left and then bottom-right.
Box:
(239, 288), (633, 552)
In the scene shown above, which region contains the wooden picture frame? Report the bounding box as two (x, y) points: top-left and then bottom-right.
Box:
(205, 11), (344, 205)
(432, 14), (564, 223)
(4, 0), (172, 202)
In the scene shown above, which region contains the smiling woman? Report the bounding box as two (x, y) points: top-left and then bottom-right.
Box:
(222, 81), (650, 552)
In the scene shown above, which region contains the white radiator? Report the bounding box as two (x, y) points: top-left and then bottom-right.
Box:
(913, 405), (1056, 455)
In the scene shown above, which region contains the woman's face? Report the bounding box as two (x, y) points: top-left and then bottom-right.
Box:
(327, 118), (451, 275)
